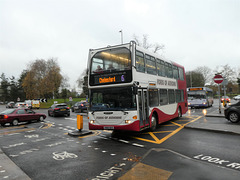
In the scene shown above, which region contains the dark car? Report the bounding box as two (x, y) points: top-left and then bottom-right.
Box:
(72, 101), (89, 113)
(6, 101), (15, 108)
(48, 103), (70, 117)
(71, 102), (79, 112)
(224, 101), (240, 123)
(0, 109), (46, 126)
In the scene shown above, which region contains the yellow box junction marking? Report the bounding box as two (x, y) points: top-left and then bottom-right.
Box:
(133, 116), (202, 144)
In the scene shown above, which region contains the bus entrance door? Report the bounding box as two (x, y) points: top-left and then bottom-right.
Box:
(138, 89), (149, 129)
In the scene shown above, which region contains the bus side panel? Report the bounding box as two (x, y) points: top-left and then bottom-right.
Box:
(151, 107), (179, 125)
(177, 81), (188, 115)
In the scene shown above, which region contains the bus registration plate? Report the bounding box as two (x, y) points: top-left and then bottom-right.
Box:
(104, 126), (114, 130)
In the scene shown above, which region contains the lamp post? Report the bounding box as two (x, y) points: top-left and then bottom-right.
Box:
(119, 30), (123, 44)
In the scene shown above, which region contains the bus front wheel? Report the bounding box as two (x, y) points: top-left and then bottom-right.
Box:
(150, 115), (157, 132)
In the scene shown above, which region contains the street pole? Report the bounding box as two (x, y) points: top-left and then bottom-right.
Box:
(190, 71), (192, 87)
(119, 30), (123, 44)
(218, 84), (221, 113)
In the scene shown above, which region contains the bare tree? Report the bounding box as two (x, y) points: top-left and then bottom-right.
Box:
(214, 64), (236, 83)
(195, 66), (212, 86)
(133, 34), (164, 54)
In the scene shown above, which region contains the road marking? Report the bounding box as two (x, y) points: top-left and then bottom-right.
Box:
(133, 116), (202, 144)
(40, 123), (53, 129)
(2, 142), (26, 149)
(92, 163), (126, 180)
(52, 151), (78, 161)
(78, 130), (101, 138)
(0, 128), (36, 135)
(119, 162), (172, 180)
(194, 154), (240, 171)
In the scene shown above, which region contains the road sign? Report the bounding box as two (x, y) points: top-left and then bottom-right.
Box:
(221, 79), (228, 86)
(213, 75), (224, 84)
(40, 98), (47, 103)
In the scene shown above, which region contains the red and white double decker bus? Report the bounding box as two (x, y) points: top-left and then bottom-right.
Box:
(88, 41), (188, 131)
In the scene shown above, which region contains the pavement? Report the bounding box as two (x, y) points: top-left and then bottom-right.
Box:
(1, 109), (240, 180)
(0, 148), (31, 180)
(185, 109), (240, 135)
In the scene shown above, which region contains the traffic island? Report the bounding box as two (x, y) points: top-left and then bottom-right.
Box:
(68, 115), (92, 137)
(68, 129), (92, 136)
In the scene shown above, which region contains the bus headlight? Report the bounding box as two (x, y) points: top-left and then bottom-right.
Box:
(125, 120), (132, 124)
(90, 120), (95, 124)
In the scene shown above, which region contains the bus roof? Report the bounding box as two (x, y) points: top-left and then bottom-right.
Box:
(89, 41), (184, 69)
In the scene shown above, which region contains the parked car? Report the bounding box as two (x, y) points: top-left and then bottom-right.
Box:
(71, 102), (79, 112)
(233, 95), (240, 101)
(15, 102), (27, 108)
(48, 103), (70, 117)
(72, 101), (89, 113)
(25, 100), (32, 109)
(6, 101), (15, 108)
(221, 96), (231, 103)
(224, 101), (240, 123)
(0, 108), (46, 126)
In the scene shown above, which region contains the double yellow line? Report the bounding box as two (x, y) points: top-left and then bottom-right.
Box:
(0, 126), (36, 135)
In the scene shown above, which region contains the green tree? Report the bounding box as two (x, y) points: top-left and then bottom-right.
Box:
(9, 76), (19, 101)
(0, 73), (10, 102)
(186, 71), (205, 88)
(237, 78), (240, 93)
(77, 69), (88, 97)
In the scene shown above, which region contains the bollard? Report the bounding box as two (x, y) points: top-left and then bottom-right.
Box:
(77, 115), (83, 131)
(68, 114), (92, 137)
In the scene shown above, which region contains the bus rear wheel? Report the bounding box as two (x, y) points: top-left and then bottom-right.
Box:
(178, 107), (182, 118)
(150, 115), (157, 132)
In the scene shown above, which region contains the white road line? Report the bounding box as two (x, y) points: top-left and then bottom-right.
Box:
(118, 139), (130, 144)
(132, 143), (144, 148)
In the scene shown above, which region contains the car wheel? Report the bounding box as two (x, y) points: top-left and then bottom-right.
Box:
(150, 115), (157, 132)
(39, 116), (44, 121)
(12, 119), (19, 126)
(228, 112), (240, 123)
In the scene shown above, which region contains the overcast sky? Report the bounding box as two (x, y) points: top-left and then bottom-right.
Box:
(1, 0), (239, 89)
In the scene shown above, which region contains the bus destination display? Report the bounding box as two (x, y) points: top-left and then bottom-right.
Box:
(90, 71), (132, 85)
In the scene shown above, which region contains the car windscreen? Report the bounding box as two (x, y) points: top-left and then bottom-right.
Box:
(0, 109), (15, 114)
